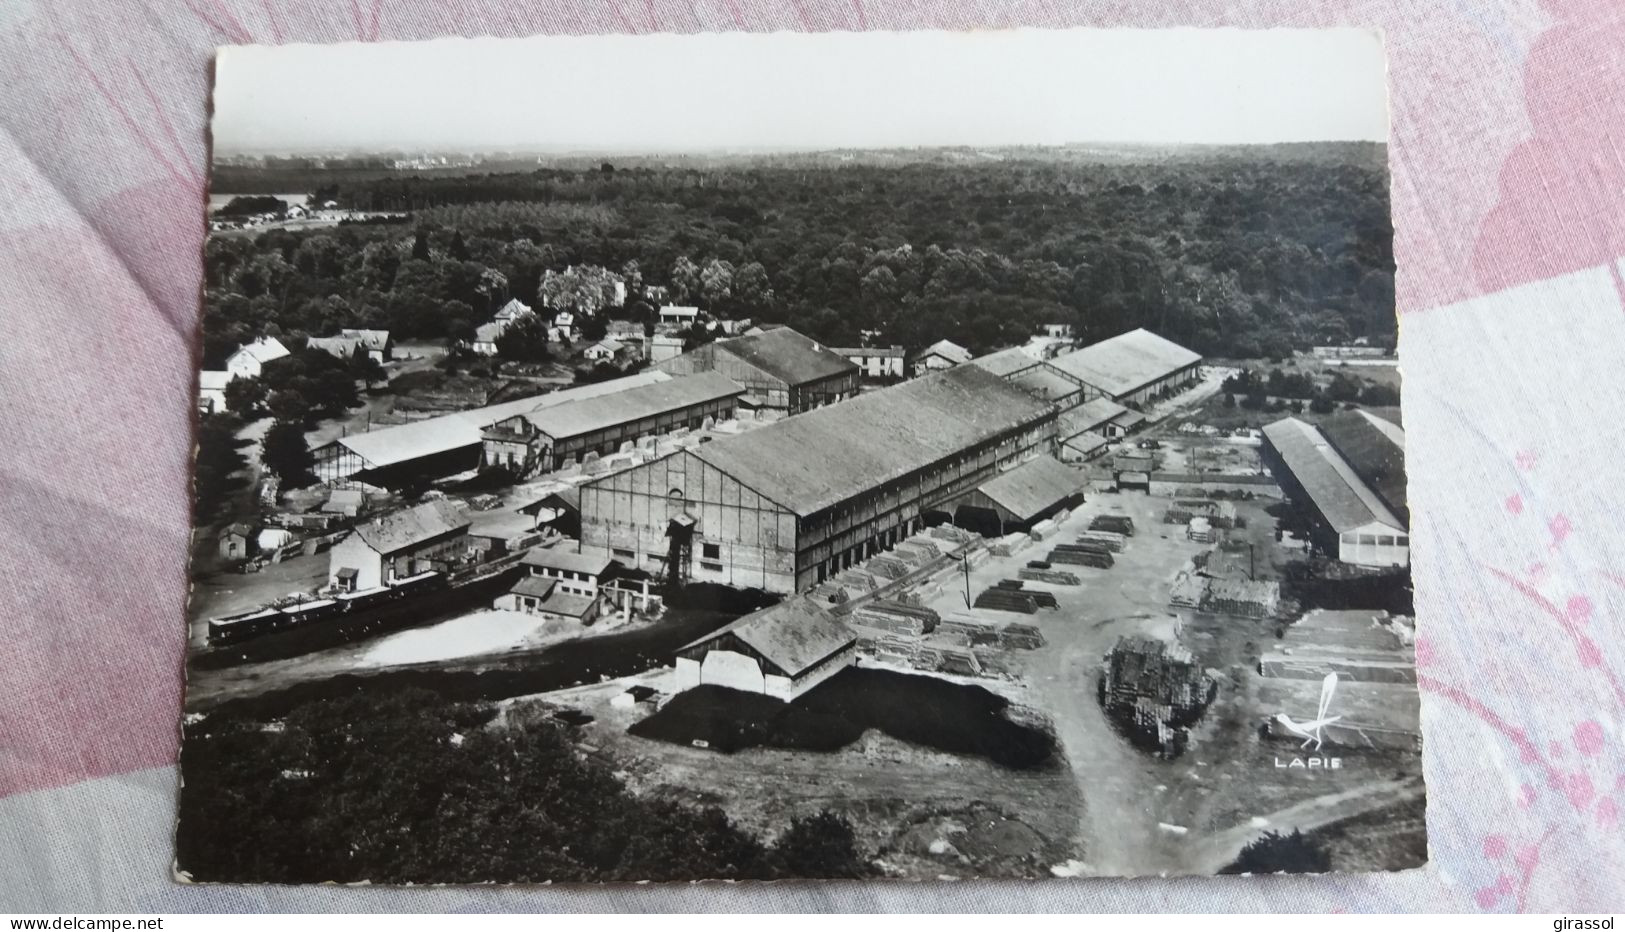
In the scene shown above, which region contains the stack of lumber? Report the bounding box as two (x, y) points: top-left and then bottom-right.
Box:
(1164, 500), (1216, 524)
(867, 553), (911, 581)
(1203, 577), (1280, 617)
(1048, 547), (1113, 569)
(1090, 514), (1137, 536)
(1019, 567), (1080, 586)
(1029, 518), (1062, 540)
(852, 600), (940, 636)
(973, 588), (1040, 614)
(1076, 530), (1127, 552)
(928, 524), (979, 544)
(1001, 623), (1046, 649)
(1098, 635), (1217, 759)
(990, 532), (1033, 557)
(1167, 572), (1207, 609)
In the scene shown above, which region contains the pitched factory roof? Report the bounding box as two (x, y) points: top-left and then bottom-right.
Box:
(687, 365), (1053, 516)
(977, 455), (1084, 521)
(522, 371), (743, 441)
(351, 499), (470, 555)
(1059, 397), (1130, 436)
(1007, 366), (1082, 405)
(1049, 329), (1200, 397)
(917, 339), (971, 365)
(681, 596), (856, 677)
(713, 327), (857, 386)
(1262, 417), (1405, 534)
(521, 546), (616, 577)
(328, 370), (674, 468)
(968, 346), (1042, 378)
(1319, 410), (1408, 521)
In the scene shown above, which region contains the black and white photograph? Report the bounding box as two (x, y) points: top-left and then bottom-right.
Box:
(180, 28), (1422, 884)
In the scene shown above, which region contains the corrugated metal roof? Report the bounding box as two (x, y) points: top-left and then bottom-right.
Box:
(681, 596), (856, 677)
(1059, 397), (1129, 437)
(968, 346), (1042, 378)
(711, 327), (857, 386)
(1049, 329), (1200, 397)
(352, 499), (470, 554)
(523, 371), (743, 441)
(332, 370), (673, 468)
(688, 365), (1053, 516)
(1319, 410), (1408, 522)
(1007, 367), (1081, 404)
(977, 455), (1084, 520)
(1263, 417), (1405, 533)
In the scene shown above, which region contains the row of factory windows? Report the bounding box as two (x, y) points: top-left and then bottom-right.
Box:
(1341, 532), (1410, 547)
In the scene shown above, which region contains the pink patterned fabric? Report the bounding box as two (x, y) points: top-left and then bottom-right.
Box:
(2, 0), (1623, 912)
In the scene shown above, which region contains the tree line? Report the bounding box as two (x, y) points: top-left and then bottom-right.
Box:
(200, 150), (1395, 367)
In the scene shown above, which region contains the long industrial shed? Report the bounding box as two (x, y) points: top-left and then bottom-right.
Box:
(577, 365), (1064, 594)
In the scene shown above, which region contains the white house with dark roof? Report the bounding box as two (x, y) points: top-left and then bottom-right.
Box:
(197, 370), (231, 413)
(673, 596), (857, 700)
(519, 546), (617, 598)
(328, 499), (471, 591)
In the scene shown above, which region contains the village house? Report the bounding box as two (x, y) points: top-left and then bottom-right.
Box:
(327, 499), (472, 592)
(217, 523), (254, 560)
(224, 336), (290, 381)
(673, 596), (858, 700)
(494, 576), (602, 624)
(911, 339), (972, 376)
(582, 338), (624, 362)
(494, 297), (533, 323)
(470, 321), (505, 356)
(197, 370), (231, 414)
(340, 328), (392, 364)
(657, 304), (701, 328)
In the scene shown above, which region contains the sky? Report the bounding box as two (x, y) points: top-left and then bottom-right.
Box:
(213, 29), (1390, 155)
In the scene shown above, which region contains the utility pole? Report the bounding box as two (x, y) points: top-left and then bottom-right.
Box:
(962, 555), (972, 610)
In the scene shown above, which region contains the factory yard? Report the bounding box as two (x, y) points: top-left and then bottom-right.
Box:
(524, 428), (1423, 877)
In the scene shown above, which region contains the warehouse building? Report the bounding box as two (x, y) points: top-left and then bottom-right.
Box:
(1317, 409), (1408, 526)
(481, 371), (744, 473)
(911, 339), (972, 376)
(312, 369), (677, 487)
(1261, 415), (1409, 568)
(578, 365), (1059, 594)
(656, 327), (858, 415)
(328, 499), (471, 591)
(1048, 328), (1202, 405)
(969, 347), (1091, 411)
(948, 454), (1085, 536)
(674, 596), (858, 700)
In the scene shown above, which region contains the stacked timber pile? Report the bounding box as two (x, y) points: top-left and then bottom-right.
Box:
(1204, 577), (1280, 617)
(1076, 530), (1127, 552)
(852, 600), (940, 636)
(1168, 571), (1207, 609)
(1164, 500), (1215, 524)
(1002, 623), (1046, 649)
(1090, 514), (1137, 537)
(1098, 635), (1218, 759)
(868, 553), (911, 581)
(1187, 518), (1217, 544)
(974, 588), (1040, 614)
(1049, 543), (1114, 568)
(835, 569), (878, 592)
(1029, 517), (1062, 540)
(1020, 567), (1081, 586)
(928, 524), (980, 544)
(990, 532), (1033, 557)
(986, 580), (1059, 609)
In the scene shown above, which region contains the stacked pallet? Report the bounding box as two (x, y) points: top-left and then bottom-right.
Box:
(1076, 530), (1127, 552)
(1019, 567), (1080, 586)
(1090, 515), (1137, 536)
(973, 588), (1040, 614)
(1048, 547), (1113, 569)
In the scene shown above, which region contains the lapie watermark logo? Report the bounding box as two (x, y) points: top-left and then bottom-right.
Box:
(1274, 672), (1344, 770)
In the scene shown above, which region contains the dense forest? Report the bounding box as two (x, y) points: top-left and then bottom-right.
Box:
(177, 688), (872, 883)
(201, 145), (1394, 366)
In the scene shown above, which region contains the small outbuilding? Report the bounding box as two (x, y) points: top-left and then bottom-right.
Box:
(674, 596), (857, 700)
